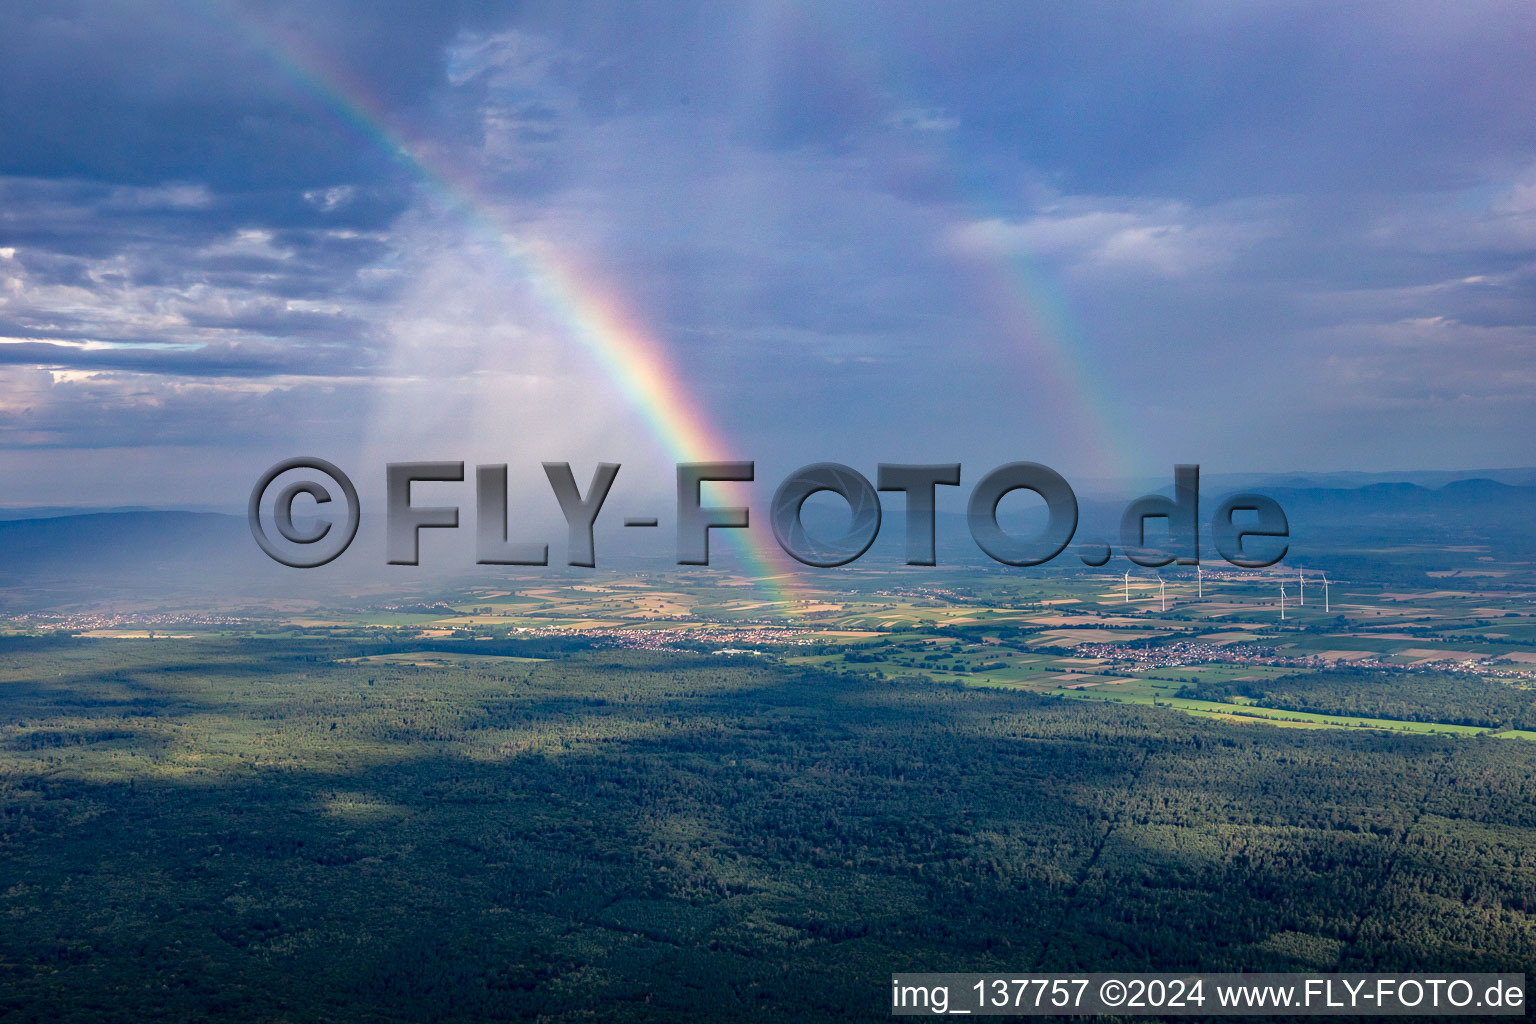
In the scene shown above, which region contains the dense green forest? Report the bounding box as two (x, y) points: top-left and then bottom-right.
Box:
(1183, 668), (1536, 731)
(1, 636), (1533, 1021)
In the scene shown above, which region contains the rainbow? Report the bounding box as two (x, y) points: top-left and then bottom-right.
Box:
(190, 2), (807, 607)
(757, 1), (1139, 480)
(962, 242), (1140, 482)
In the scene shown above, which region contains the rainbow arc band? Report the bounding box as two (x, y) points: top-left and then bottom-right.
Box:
(192, 0), (802, 605)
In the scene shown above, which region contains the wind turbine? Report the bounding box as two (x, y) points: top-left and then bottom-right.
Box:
(1322, 572), (1329, 614)
(1280, 582), (1287, 621)
(1197, 565), (1203, 598)
(1158, 575), (1166, 612)
(1124, 569), (1131, 603)
(1299, 569), (1305, 606)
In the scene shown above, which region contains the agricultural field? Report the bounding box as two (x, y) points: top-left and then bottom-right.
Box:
(178, 559), (1536, 744)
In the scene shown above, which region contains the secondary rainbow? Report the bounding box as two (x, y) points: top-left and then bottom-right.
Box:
(763, 0), (1139, 479)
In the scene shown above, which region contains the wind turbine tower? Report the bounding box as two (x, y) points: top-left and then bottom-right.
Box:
(1280, 582), (1287, 621)
(1299, 569), (1305, 606)
(1124, 570), (1130, 603)
(1322, 573), (1330, 614)
(1159, 576), (1166, 612)
(1197, 565), (1203, 599)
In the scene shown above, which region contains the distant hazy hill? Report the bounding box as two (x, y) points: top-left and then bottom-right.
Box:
(838, 478), (1536, 571)
(0, 511), (247, 570)
(0, 476), (1530, 609)
(1249, 479), (1534, 545)
(1138, 467), (1536, 493)
(0, 511), (441, 612)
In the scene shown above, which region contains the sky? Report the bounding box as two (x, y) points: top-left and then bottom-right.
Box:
(0, 0), (1533, 511)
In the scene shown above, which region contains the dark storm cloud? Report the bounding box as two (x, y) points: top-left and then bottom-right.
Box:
(492, 2), (1534, 198)
(0, 365), (372, 450)
(0, 0), (494, 190)
(0, 339), (365, 378)
(0, 173), (393, 379)
(0, 177), (393, 283)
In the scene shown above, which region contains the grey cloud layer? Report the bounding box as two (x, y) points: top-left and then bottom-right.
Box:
(0, 0), (1530, 492)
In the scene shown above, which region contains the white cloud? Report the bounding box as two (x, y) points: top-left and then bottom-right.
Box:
(443, 30), (579, 174)
(885, 106), (959, 133)
(303, 185), (357, 212)
(949, 198), (1269, 278)
(1306, 317), (1536, 408)
(358, 210), (680, 511)
(101, 183), (213, 211)
(1364, 164), (1536, 256)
